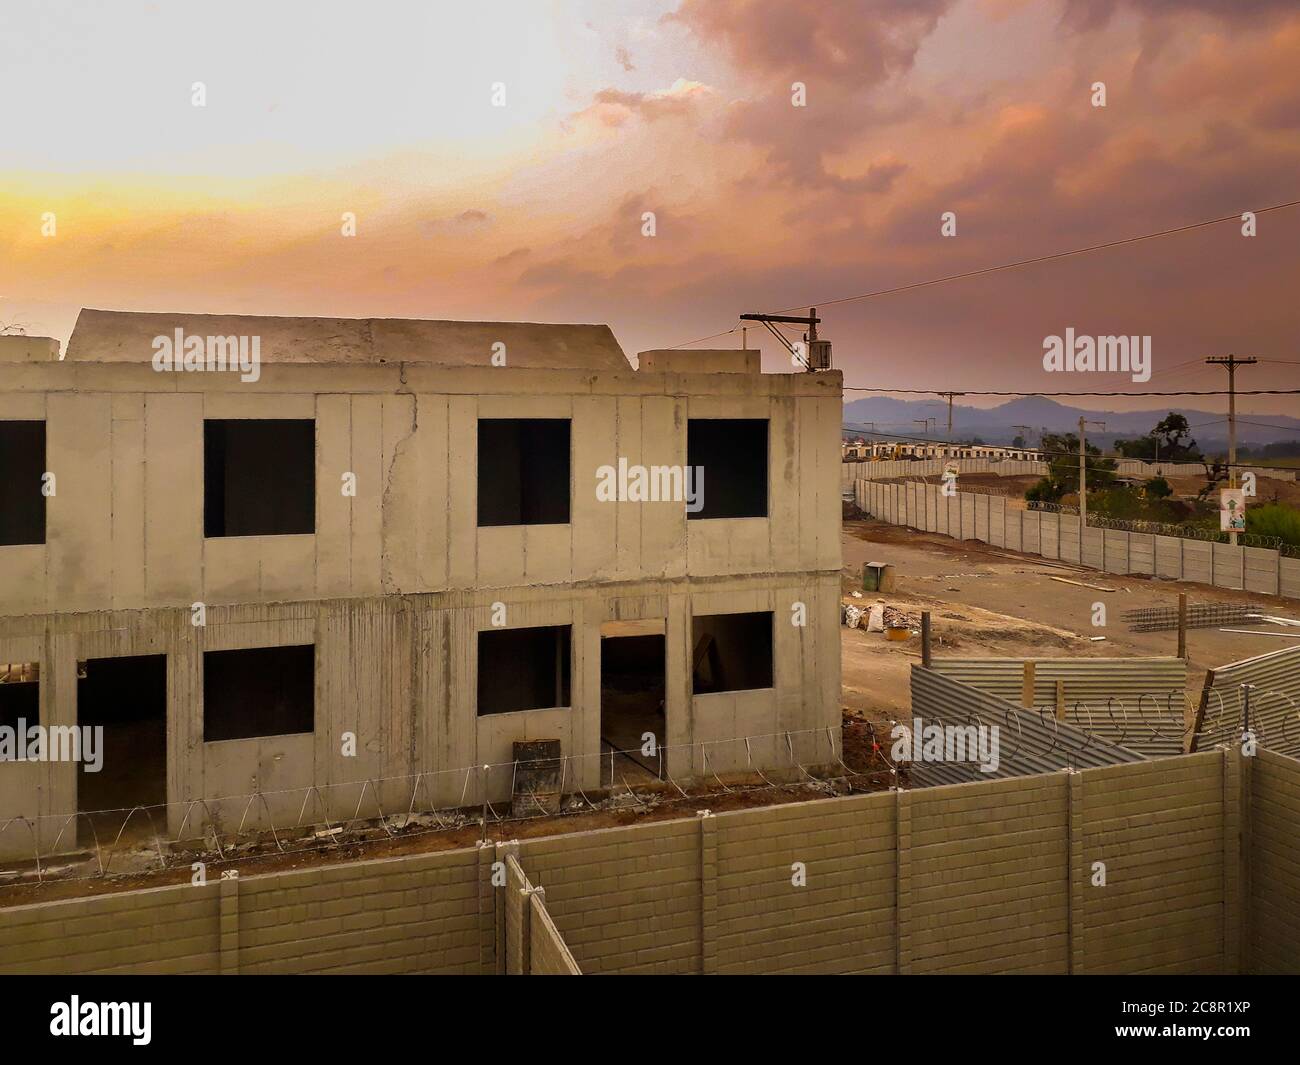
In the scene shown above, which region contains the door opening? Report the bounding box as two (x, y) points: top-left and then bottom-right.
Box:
(76, 654), (167, 846)
(599, 633), (666, 785)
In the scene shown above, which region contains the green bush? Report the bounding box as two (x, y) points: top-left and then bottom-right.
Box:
(1144, 476), (1173, 500)
(1025, 477), (1063, 504)
(1088, 486), (1146, 520)
(1246, 503), (1300, 547)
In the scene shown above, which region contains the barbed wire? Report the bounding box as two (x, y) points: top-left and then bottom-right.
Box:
(1019, 500), (1298, 554)
(0, 726), (900, 887)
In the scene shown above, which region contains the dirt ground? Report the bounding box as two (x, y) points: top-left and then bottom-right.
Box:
(840, 518), (1300, 727)
(1164, 473), (1300, 508)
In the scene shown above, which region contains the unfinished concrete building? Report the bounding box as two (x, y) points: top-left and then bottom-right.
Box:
(0, 311), (842, 856)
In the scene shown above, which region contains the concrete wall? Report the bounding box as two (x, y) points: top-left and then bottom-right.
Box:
(710, 794), (896, 973)
(1, 360), (843, 854)
(0, 572), (843, 855)
(1, 364), (842, 617)
(1113, 458), (1296, 483)
(843, 456), (1295, 486)
(1072, 755), (1231, 974)
(904, 773), (1068, 972)
(500, 850), (581, 975)
(842, 457), (1046, 486)
(4, 747), (1294, 974)
(856, 479), (1300, 597)
(0, 846), (485, 975)
(1250, 748), (1300, 973)
(521, 817), (702, 973)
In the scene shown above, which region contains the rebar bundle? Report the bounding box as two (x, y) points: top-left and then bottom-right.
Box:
(1121, 602), (1264, 632)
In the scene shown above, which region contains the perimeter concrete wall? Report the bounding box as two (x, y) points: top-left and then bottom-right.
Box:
(5, 747), (1293, 975)
(1250, 748), (1300, 973)
(856, 480), (1300, 597)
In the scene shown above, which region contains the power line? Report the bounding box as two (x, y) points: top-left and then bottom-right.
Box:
(1190, 417), (1300, 433)
(664, 325), (739, 350)
(775, 198), (1300, 314)
(842, 385), (1300, 397)
(1237, 418), (1300, 432)
(662, 199), (1300, 353)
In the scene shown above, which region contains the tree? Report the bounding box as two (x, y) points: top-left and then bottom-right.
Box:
(1114, 413), (1201, 462)
(1143, 476), (1173, 500)
(1011, 434), (1027, 449)
(1025, 433), (1117, 503)
(1195, 459), (1229, 504)
(1151, 413), (1199, 460)
(1114, 435), (1157, 460)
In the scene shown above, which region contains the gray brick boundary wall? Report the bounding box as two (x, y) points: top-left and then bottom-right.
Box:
(1, 747), (1297, 974)
(855, 479), (1300, 597)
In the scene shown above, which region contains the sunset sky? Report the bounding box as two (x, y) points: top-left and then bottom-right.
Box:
(2, 0), (1298, 415)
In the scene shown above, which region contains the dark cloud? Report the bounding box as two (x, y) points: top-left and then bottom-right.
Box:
(1062, 0), (1297, 31)
(669, 0), (953, 82)
(668, 1), (951, 194)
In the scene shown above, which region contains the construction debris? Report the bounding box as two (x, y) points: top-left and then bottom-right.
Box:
(882, 606), (918, 629)
(1049, 576), (1114, 592)
(842, 600), (919, 636)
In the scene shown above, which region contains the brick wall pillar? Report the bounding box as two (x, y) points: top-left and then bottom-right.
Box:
(1067, 769), (1084, 974)
(477, 840), (497, 974)
(699, 810), (717, 974)
(896, 790), (912, 974)
(219, 873), (239, 975)
(1223, 745), (1252, 973)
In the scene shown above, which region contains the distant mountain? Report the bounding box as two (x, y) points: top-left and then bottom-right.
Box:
(842, 395), (1300, 448)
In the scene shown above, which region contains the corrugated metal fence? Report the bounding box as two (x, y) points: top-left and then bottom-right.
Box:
(906, 666), (1145, 787)
(855, 479), (1300, 598)
(927, 656), (1188, 757)
(1193, 645), (1300, 760)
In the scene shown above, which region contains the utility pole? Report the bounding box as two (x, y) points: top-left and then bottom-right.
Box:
(1205, 355), (1257, 545)
(739, 310), (825, 372)
(940, 392), (966, 436)
(1078, 416), (1105, 543)
(914, 418), (936, 457)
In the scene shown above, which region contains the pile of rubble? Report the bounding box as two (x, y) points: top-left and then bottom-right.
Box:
(841, 598), (920, 634)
